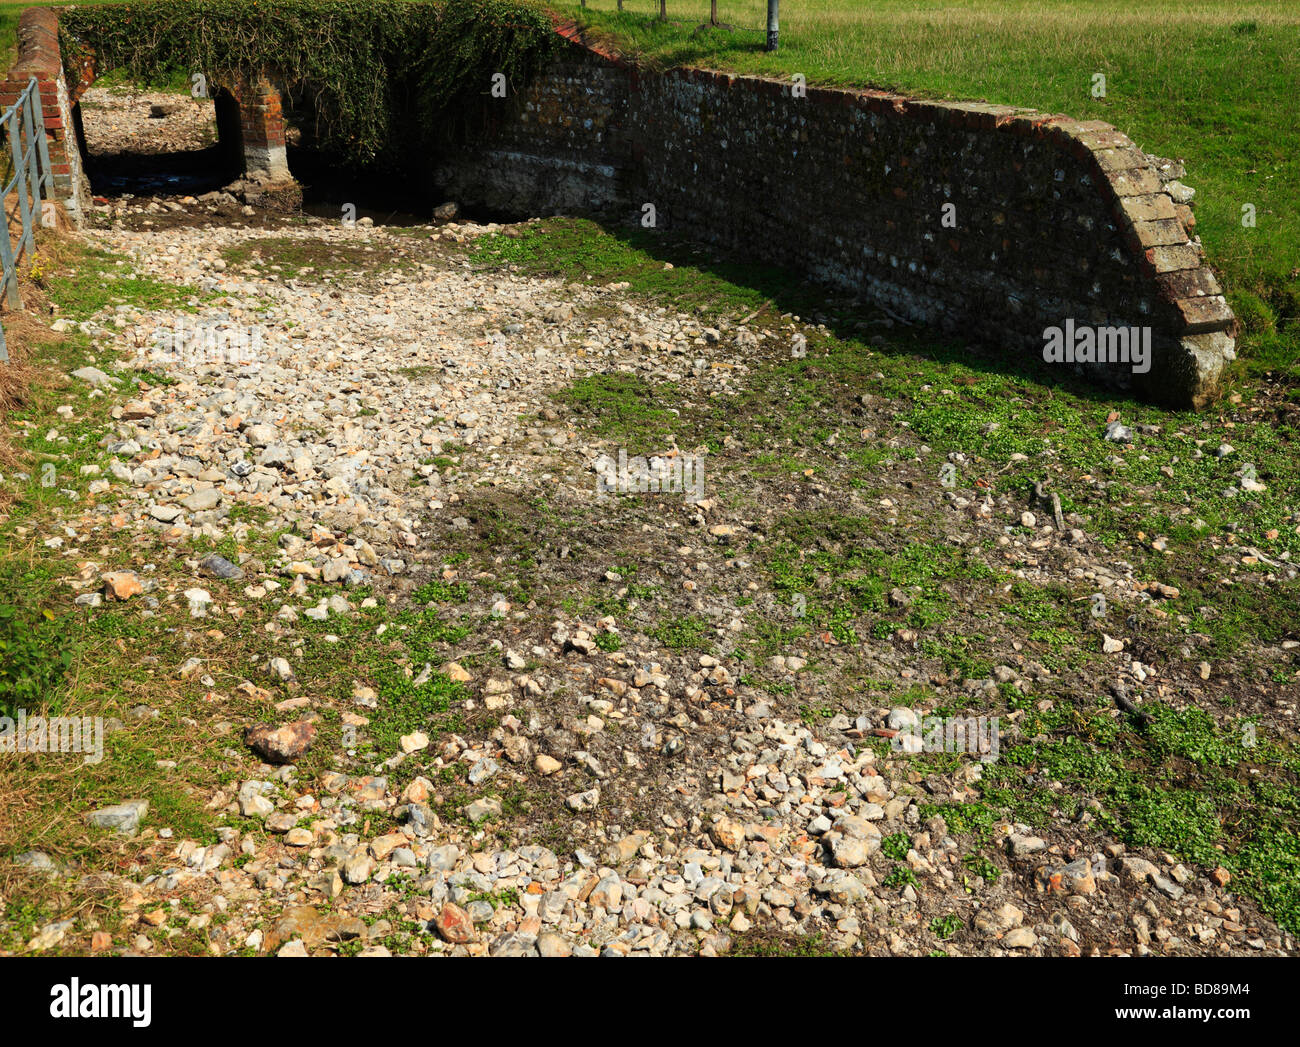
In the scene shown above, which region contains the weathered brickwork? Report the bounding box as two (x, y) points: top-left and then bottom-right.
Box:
(439, 23), (1235, 409)
(231, 76), (291, 183)
(0, 8), (86, 222)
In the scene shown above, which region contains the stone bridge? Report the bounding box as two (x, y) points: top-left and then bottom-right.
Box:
(1, 7), (293, 220)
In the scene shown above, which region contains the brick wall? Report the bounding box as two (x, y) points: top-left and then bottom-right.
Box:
(13, 9), (293, 197)
(438, 23), (1235, 409)
(1, 8), (86, 223)
(230, 76), (291, 183)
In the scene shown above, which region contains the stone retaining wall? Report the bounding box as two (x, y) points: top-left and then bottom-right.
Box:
(437, 22), (1235, 409)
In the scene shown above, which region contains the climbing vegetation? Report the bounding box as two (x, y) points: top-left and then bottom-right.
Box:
(58, 0), (560, 166)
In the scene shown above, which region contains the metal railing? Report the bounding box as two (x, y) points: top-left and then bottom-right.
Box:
(0, 77), (53, 363)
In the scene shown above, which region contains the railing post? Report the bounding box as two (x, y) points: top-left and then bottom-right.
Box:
(20, 83), (43, 250)
(1, 77), (53, 359)
(29, 80), (50, 192)
(5, 109), (29, 308)
(0, 104), (16, 322)
(0, 124), (16, 353)
(0, 187), (16, 296)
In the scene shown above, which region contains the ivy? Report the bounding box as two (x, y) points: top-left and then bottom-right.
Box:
(58, 0), (560, 166)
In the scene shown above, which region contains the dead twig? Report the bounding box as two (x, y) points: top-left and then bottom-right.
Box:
(1034, 479), (1066, 532)
(1110, 680), (1153, 726)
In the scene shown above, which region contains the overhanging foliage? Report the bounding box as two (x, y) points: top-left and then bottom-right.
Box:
(57, 0), (560, 165)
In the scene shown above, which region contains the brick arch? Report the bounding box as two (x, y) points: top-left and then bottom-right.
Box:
(5, 7), (296, 219)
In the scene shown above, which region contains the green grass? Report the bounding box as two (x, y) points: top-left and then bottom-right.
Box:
(0, 599), (73, 719)
(650, 613), (712, 651)
(757, 519), (999, 653)
(554, 372), (683, 447)
(974, 700), (1300, 934)
(0, 322), (124, 721)
(560, 1), (1300, 379)
(472, 217), (790, 316)
(1, 2), (126, 67)
(37, 244), (208, 320)
(362, 665), (468, 756)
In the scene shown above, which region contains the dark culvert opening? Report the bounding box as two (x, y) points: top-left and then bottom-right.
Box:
(74, 79), (524, 227)
(75, 81), (242, 200)
(287, 144), (527, 228)
(282, 91), (527, 227)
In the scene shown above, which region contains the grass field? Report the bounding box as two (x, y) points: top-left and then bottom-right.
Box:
(0, 1), (121, 58)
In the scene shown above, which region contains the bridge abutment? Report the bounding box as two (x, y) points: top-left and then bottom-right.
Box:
(1, 8), (88, 224)
(6, 9), (302, 216)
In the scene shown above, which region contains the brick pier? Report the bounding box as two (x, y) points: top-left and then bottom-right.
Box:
(0, 8), (85, 221)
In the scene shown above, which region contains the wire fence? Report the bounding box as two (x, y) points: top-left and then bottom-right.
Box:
(573, 1), (778, 38)
(0, 76), (53, 364)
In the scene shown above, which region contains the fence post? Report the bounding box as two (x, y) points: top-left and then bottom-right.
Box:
(766, 0), (780, 51)
(5, 112), (30, 308)
(30, 84), (50, 191)
(20, 88), (42, 251)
